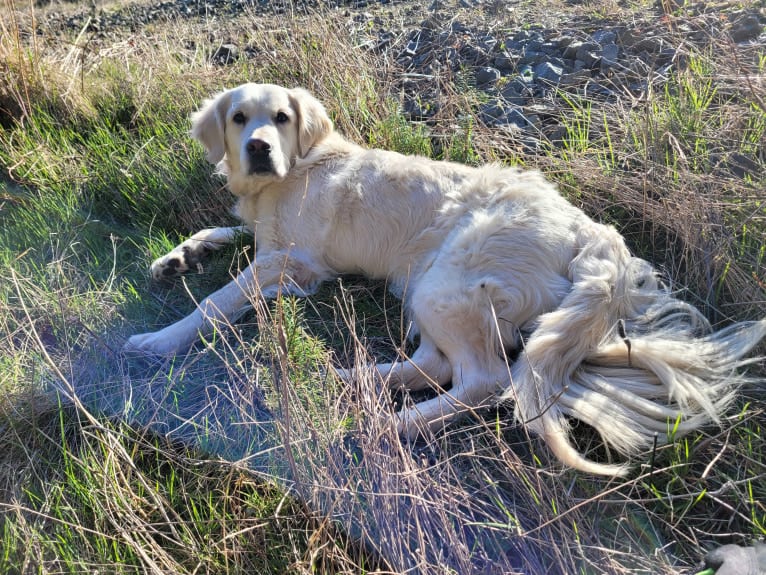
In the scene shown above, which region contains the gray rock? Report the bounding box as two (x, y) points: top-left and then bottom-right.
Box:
(584, 82), (616, 99)
(519, 50), (546, 66)
(480, 101), (506, 120)
(500, 78), (532, 105)
(524, 113), (541, 128)
(551, 35), (575, 50)
(493, 53), (516, 72)
(477, 34), (498, 53)
(461, 44), (490, 65)
(375, 31), (395, 52)
(475, 66), (501, 86)
(450, 20), (469, 34)
(534, 61), (564, 83)
(501, 93), (527, 107)
(563, 40), (583, 60)
(601, 43), (619, 61)
(591, 29), (616, 46)
(512, 29), (543, 44)
(548, 56), (568, 70)
(502, 108), (532, 129)
(526, 39), (544, 54)
(729, 14), (763, 43)
(560, 69), (591, 86)
(503, 38), (525, 53)
(600, 43), (620, 73)
(656, 48), (677, 65)
(519, 135), (543, 152)
(573, 59), (588, 72)
(576, 42), (601, 68)
(212, 43), (239, 65)
(633, 36), (664, 54)
(403, 97), (436, 121)
(504, 76), (533, 91)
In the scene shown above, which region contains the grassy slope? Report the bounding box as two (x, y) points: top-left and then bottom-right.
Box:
(1, 0), (765, 573)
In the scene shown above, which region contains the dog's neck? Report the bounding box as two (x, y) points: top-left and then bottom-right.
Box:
(223, 131), (359, 201)
(296, 131), (361, 168)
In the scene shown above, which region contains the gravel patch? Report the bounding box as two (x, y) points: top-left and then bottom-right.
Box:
(29, 0), (766, 161)
(354, 4), (765, 156)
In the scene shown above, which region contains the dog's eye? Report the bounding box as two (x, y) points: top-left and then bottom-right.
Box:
(275, 111), (289, 124)
(232, 112), (247, 125)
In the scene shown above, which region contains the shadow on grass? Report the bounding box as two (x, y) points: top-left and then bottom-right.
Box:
(44, 273), (701, 575)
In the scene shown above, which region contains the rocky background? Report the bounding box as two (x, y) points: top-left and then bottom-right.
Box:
(31, 0), (766, 170)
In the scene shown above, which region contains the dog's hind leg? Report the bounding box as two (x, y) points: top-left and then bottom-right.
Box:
(334, 333), (452, 391)
(395, 355), (508, 440)
(372, 334), (453, 391)
(391, 263), (513, 439)
(150, 226), (246, 280)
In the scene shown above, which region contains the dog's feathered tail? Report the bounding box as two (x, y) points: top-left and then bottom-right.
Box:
(502, 224), (766, 476)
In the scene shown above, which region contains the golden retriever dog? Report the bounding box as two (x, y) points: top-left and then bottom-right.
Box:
(125, 83), (766, 475)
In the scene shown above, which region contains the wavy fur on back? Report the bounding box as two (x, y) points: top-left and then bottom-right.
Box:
(126, 83), (766, 476)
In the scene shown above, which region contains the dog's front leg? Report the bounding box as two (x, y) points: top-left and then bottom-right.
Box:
(124, 264), (256, 356)
(124, 250), (327, 356)
(150, 226), (246, 280)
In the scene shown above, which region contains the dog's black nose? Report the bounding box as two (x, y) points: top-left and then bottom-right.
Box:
(246, 138), (274, 174)
(246, 138), (271, 155)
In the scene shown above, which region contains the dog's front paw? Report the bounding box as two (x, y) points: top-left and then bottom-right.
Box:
(150, 246), (202, 281)
(123, 330), (184, 356)
(124, 312), (206, 356)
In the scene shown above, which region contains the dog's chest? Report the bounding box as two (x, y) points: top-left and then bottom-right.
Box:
(236, 192), (279, 250)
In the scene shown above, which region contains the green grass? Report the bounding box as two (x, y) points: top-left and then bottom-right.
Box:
(1, 0), (765, 573)
(0, 411), (315, 573)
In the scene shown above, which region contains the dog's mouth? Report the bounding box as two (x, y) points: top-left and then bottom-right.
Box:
(248, 161), (274, 175)
(247, 152), (275, 175)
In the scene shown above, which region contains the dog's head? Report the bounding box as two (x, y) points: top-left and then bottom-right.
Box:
(191, 83), (333, 182)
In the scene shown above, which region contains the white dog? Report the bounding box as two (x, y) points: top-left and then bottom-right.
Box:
(125, 83), (766, 475)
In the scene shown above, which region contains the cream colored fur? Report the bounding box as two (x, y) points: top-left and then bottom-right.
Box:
(124, 83), (766, 476)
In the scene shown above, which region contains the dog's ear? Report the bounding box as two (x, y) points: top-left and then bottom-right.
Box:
(190, 90), (232, 164)
(289, 88), (333, 158)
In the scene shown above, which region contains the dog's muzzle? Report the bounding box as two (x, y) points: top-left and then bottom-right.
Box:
(246, 138), (274, 174)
